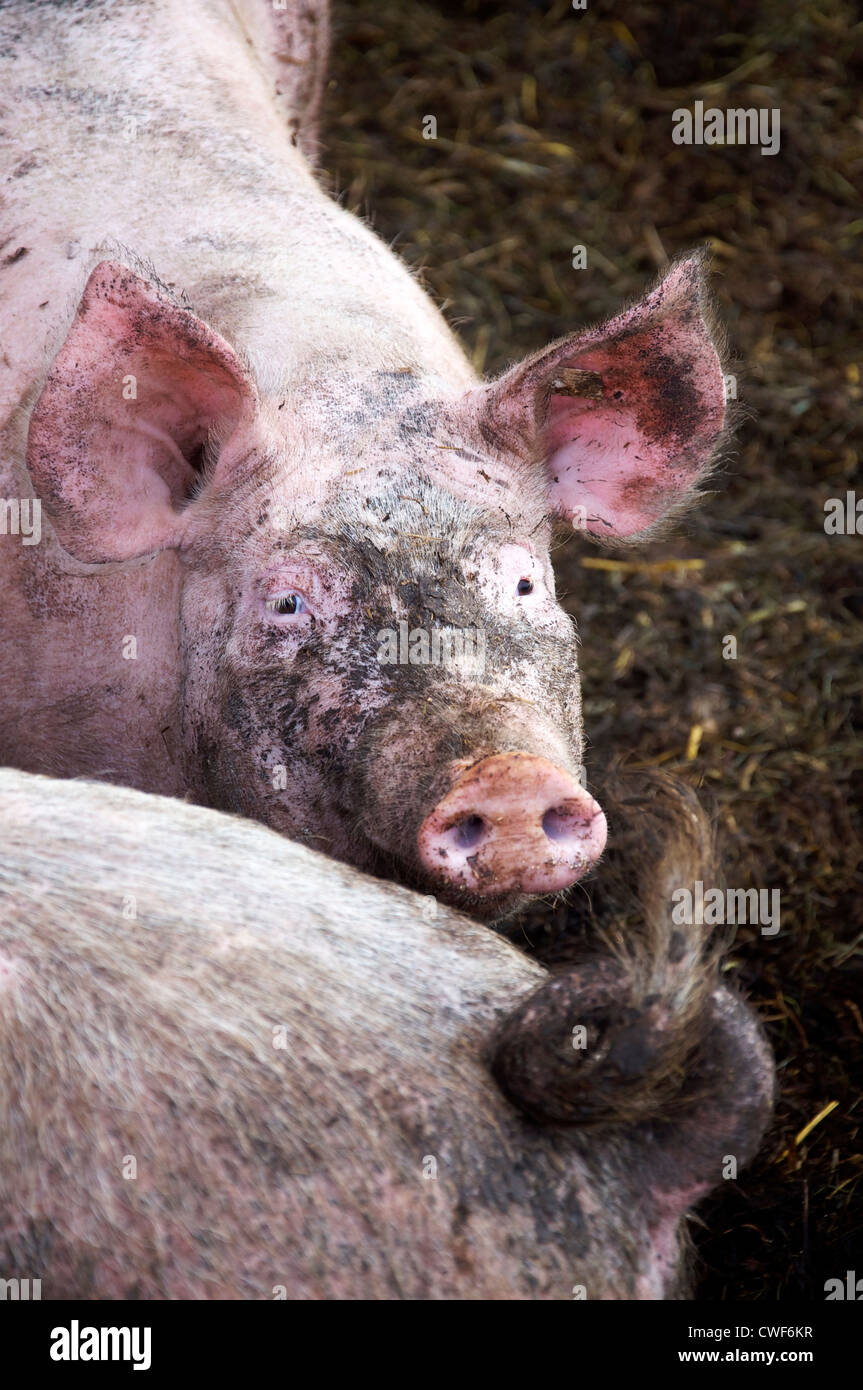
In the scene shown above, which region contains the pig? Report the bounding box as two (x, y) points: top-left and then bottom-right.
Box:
(0, 768), (773, 1300)
(0, 0), (728, 915)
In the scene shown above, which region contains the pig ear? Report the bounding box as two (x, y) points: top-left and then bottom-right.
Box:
(26, 261), (257, 563)
(471, 254), (726, 539)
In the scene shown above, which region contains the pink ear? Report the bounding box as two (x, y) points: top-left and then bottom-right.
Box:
(26, 261), (257, 562)
(473, 254), (726, 538)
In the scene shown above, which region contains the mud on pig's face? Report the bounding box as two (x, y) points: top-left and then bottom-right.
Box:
(180, 444), (591, 915)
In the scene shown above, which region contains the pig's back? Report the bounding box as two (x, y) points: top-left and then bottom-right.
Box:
(0, 1), (310, 418)
(0, 0), (471, 444)
(0, 768), (629, 1299)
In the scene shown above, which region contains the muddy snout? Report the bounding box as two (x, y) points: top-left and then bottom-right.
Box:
(417, 752), (607, 897)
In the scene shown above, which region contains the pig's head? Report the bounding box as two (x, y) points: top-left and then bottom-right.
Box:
(26, 255), (726, 917)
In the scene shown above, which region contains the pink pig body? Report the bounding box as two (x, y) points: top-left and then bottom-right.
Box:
(0, 0), (726, 914)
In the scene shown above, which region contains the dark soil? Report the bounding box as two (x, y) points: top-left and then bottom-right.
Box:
(323, 0), (863, 1300)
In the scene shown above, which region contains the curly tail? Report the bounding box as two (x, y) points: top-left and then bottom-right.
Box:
(491, 775), (774, 1183)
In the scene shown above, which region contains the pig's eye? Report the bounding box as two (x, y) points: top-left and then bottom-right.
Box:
(266, 593), (308, 617)
(516, 578), (534, 596)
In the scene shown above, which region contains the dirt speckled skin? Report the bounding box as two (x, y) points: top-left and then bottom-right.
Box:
(0, 0), (726, 914)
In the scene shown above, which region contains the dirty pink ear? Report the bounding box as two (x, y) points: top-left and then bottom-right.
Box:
(470, 254), (726, 538)
(26, 261), (257, 562)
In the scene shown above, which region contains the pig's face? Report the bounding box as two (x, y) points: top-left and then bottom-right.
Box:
(178, 387), (585, 911)
(26, 257), (727, 916)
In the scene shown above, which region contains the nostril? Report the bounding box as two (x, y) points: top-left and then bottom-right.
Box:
(449, 814), (487, 850)
(417, 755), (607, 895)
(542, 804), (590, 843)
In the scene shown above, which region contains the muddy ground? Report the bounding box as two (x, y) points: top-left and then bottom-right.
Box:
(323, 0), (862, 1299)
